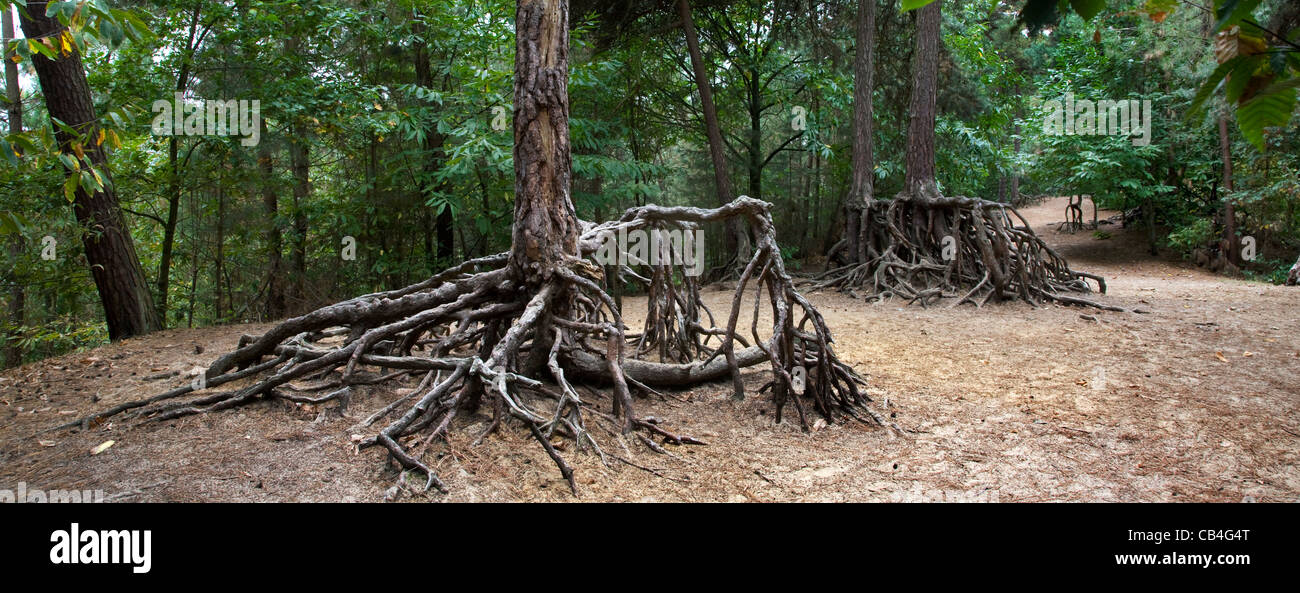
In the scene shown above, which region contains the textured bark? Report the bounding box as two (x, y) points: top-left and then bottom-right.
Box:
(904, 0), (941, 196)
(511, 0), (580, 283)
(289, 120), (310, 308)
(156, 6), (202, 323)
(260, 120), (286, 319)
(1218, 112), (1238, 266)
(3, 7), (24, 367)
(1010, 116), (1021, 205)
(676, 0), (747, 264)
(413, 20), (454, 264)
(19, 8), (160, 340)
(843, 0), (876, 263)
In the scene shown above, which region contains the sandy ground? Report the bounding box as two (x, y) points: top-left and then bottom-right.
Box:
(1, 196), (1297, 502)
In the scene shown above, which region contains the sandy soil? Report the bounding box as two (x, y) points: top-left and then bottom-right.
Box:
(1, 196), (1297, 502)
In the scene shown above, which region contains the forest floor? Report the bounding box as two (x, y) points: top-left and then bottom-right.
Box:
(2, 196), (1297, 502)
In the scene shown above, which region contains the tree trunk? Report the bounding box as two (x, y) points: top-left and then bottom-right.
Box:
(19, 8), (160, 340)
(676, 0), (748, 263)
(156, 6), (202, 324)
(214, 184), (226, 320)
(260, 119), (285, 319)
(289, 120), (310, 309)
(413, 19), (454, 265)
(1010, 113), (1021, 205)
(747, 73), (762, 202)
(511, 0), (580, 283)
(844, 0), (876, 261)
(3, 6), (24, 367)
(904, 0), (941, 196)
(1218, 111), (1237, 266)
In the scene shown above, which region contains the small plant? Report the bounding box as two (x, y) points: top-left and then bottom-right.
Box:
(1165, 219), (1214, 254)
(1241, 258), (1293, 285)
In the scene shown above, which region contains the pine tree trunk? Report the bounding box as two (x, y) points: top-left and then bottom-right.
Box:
(511, 0), (580, 283)
(18, 8), (160, 340)
(260, 119), (285, 319)
(156, 6), (202, 323)
(1010, 114), (1021, 205)
(1218, 112), (1238, 266)
(845, 0), (876, 261)
(677, 0), (748, 263)
(413, 20), (454, 264)
(3, 7), (24, 366)
(904, 0), (941, 196)
(289, 120), (310, 308)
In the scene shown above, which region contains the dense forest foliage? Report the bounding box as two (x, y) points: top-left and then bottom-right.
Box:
(2, 0), (1297, 366)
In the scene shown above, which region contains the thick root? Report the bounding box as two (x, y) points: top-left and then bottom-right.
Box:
(51, 197), (889, 495)
(818, 188), (1117, 310)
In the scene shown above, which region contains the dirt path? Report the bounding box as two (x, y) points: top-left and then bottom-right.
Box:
(2, 196), (1297, 502)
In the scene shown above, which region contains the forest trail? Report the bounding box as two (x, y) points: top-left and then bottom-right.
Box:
(2, 196), (1296, 502)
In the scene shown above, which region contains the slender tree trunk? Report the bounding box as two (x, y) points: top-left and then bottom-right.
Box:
(511, 0), (580, 283)
(289, 119), (310, 309)
(845, 0), (876, 261)
(676, 0), (748, 262)
(747, 73), (762, 202)
(187, 190), (199, 327)
(19, 9), (160, 340)
(214, 184), (226, 320)
(1010, 112), (1021, 205)
(904, 0), (942, 197)
(1218, 111), (1237, 265)
(260, 119), (285, 318)
(413, 20), (454, 265)
(156, 6), (202, 324)
(281, 34), (310, 310)
(3, 6), (24, 366)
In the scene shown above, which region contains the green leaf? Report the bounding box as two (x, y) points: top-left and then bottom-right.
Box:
(1224, 55), (1264, 104)
(1069, 0), (1106, 21)
(1236, 86), (1296, 150)
(0, 211), (30, 235)
(900, 0), (937, 12)
(62, 173), (78, 202)
(1214, 0), (1263, 32)
(1187, 56), (1245, 118)
(57, 152), (79, 171)
(79, 170), (98, 195)
(0, 137), (16, 166)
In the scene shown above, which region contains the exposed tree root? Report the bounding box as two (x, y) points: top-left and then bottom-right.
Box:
(818, 188), (1118, 310)
(1059, 194), (1084, 233)
(52, 197), (891, 495)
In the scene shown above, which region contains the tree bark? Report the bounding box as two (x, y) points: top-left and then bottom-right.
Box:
(156, 7), (203, 324)
(289, 120), (309, 308)
(413, 19), (454, 265)
(511, 0), (580, 283)
(4, 6), (24, 366)
(844, 0), (876, 261)
(676, 0), (748, 263)
(19, 8), (160, 340)
(259, 119), (285, 318)
(1010, 113), (1021, 205)
(904, 0), (941, 196)
(1218, 111), (1238, 266)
